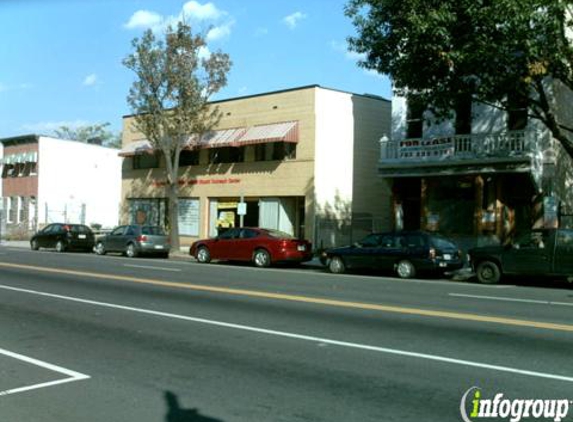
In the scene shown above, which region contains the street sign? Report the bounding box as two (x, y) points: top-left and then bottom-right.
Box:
(237, 202), (247, 216)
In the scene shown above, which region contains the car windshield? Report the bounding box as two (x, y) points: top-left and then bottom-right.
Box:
(265, 229), (296, 239)
(142, 226), (165, 235)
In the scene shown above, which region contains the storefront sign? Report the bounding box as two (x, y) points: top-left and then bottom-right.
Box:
(399, 138), (454, 159)
(152, 178), (241, 187)
(178, 198), (200, 236)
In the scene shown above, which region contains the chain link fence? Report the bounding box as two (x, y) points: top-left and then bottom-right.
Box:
(314, 217), (390, 250)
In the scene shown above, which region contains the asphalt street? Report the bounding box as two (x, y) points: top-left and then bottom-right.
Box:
(0, 245), (572, 421)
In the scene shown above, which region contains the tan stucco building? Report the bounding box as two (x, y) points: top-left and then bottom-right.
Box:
(120, 85), (392, 249)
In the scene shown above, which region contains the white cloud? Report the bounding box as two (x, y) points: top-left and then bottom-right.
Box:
(198, 46), (211, 60)
(330, 40), (366, 61)
(21, 120), (92, 133)
(237, 86), (248, 95)
(83, 73), (98, 86)
(124, 10), (163, 30)
(182, 1), (222, 21)
(124, 1), (232, 41)
(364, 69), (385, 79)
(207, 20), (234, 41)
(283, 11), (307, 29)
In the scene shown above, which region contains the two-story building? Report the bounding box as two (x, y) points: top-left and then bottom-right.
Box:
(0, 135), (122, 239)
(119, 85), (392, 248)
(380, 94), (573, 249)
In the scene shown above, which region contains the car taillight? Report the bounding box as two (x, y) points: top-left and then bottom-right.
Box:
(137, 235), (148, 242)
(429, 247), (436, 259)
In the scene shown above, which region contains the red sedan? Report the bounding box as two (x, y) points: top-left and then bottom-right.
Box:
(189, 227), (313, 267)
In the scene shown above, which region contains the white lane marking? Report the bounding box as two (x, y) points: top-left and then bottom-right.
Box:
(0, 348), (90, 397)
(1, 284), (572, 383)
(449, 293), (573, 307)
(123, 264), (181, 272)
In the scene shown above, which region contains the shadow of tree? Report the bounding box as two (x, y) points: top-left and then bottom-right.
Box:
(164, 391), (225, 422)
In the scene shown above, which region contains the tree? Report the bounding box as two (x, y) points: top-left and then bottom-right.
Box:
(123, 22), (231, 251)
(53, 122), (122, 148)
(346, 0), (573, 158)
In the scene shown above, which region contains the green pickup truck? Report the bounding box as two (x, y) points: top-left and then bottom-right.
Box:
(469, 229), (573, 284)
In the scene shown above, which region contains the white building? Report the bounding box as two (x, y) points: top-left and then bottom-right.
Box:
(379, 93), (572, 248)
(0, 135), (122, 238)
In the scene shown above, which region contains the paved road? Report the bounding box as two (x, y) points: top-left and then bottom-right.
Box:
(0, 245), (572, 421)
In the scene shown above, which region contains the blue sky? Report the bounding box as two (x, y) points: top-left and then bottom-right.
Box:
(0, 0), (392, 139)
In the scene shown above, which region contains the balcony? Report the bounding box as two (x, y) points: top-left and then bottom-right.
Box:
(379, 130), (543, 178)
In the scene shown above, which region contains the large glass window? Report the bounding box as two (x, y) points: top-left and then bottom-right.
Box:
(209, 147), (245, 164)
(179, 150), (199, 166)
(406, 95), (425, 139)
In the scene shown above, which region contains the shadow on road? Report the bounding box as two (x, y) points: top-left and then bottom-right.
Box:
(164, 391), (225, 422)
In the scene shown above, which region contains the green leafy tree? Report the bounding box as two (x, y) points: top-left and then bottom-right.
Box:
(123, 22), (231, 250)
(54, 122), (121, 148)
(346, 0), (573, 157)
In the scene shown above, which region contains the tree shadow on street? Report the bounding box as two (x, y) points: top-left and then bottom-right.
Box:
(164, 391), (225, 422)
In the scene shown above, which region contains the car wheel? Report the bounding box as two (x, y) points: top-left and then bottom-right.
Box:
(253, 249), (271, 268)
(126, 243), (138, 258)
(196, 246), (211, 263)
(95, 242), (106, 255)
(159, 252), (169, 259)
(31, 239), (39, 251)
(396, 260), (416, 279)
(55, 240), (66, 253)
(328, 256), (346, 274)
(476, 261), (501, 284)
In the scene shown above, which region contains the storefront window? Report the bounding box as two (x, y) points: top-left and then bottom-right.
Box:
(128, 198), (166, 227)
(133, 154), (159, 169)
(254, 142), (296, 161)
(178, 198), (200, 236)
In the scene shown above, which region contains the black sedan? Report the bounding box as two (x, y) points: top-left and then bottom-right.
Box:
(321, 231), (463, 278)
(30, 223), (95, 252)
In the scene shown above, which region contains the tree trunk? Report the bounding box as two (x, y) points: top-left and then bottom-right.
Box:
(167, 181), (180, 252)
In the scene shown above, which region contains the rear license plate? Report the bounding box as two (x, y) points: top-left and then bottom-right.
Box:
(78, 234), (86, 239)
(297, 245), (306, 251)
(154, 245), (164, 249)
(443, 254), (452, 260)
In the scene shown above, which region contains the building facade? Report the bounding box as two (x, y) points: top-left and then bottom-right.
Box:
(0, 135), (122, 239)
(380, 94), (572, 250)
(120, 85), (392, 248)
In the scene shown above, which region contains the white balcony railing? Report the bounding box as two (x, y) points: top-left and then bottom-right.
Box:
(380, 131), (535, 163)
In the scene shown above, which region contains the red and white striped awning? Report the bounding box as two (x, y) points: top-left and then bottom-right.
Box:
(118, 140), (154, 157)
(191, 127), (247, 149)
(237, 121), (298, 145)
(119, 121), (299, 155)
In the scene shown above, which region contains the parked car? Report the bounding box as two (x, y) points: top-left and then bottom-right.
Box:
(321, 231), (463, 278)
(190, 227), (312, 267)
(469, 228), (573, 284)
(30, 223), (95, 252)
(94, 225), (170, 258)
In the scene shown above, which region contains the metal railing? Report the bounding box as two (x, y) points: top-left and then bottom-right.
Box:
(380, 131), (534, 163)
